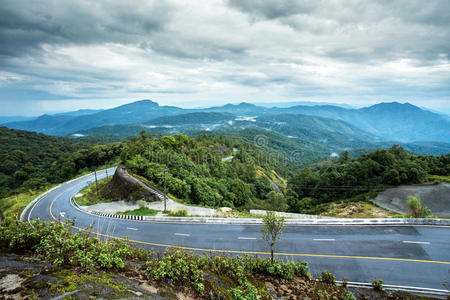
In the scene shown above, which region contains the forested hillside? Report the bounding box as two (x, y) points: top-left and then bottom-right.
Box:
(287, 146), (449, 214)
(0, 127), (122, 198)
(1, 126), (448, 216)
(121, 132), (296, 210)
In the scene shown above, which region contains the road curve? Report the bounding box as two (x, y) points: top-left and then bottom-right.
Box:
(28, 169), (450, 291)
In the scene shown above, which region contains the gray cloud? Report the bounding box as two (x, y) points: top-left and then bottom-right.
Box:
(0, 0), (449, 115)
(0, 0), (173, 57)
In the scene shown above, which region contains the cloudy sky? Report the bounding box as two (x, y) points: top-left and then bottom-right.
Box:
(0, 0), (449, 115)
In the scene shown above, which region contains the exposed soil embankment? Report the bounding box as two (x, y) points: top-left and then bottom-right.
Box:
(101, 164), (158, 202)
(374, 183), (450, 217)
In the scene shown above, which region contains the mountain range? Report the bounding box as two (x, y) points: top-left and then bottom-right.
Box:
(1, 100), (449, 157)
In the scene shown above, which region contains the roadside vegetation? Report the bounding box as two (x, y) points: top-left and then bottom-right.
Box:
(0, 219), (426, 299)
(287, 146), (449, 215)
(75, 177), (114, 206)
(0, 127), (122, 200)
(406, 196), (432, 218)
(116, 207), (159, 216)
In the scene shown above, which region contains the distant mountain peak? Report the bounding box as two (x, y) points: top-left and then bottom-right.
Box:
(122, 99), (159, 107)
(364, 101), (423, 113)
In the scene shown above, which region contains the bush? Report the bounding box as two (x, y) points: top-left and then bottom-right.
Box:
(320, 270), (336, 285)
(145, 249), (206, 293)
(0, 219), (138, 270)
(406, 195), (432, 218)
(342, 291), (356, 300)
(294, 260), (311, 279)
(371, 278), (383, 291)
(168, 209), (188, 217)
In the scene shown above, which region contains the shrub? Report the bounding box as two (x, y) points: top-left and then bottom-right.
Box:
(168, 209), (188, 217)
(371, 278), (383, 291)
(320, 270), (336, 285)
(406, 195), (432, 218)
(294, 260), (311, 279)
(342, 291), (356, 300)
(145, 249), (206, 293)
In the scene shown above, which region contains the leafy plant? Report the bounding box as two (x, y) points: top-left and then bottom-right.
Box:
(320, 270), (336, 285)
(167, 209), (188, 217)
(406, 195), (432, 217)
(371, 278), (384, 291)
(261, 211), (285, 263)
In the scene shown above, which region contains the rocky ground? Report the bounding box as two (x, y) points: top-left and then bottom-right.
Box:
(0, 254), (164, 299)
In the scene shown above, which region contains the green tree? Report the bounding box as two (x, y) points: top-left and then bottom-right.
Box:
(266, 191), (288, 212)
(261, 211), (285, 263)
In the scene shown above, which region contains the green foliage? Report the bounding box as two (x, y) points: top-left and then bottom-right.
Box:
(0, 219), (146, 269)
(342, 291), (356, 300)
(167, 209), (188, 217)
(320, 270), (336, 285)
(75, 177), (113, 206)
(371, 278), (384, 291)
(117, 207), (159, 216)
(287, 145), (449, 213)
(261, 211), (285, 263)
(0, 126), (122, 200)
(122, 133), (292, 209)
(146, 250), (206, 293)
(406, 195), (432, 218)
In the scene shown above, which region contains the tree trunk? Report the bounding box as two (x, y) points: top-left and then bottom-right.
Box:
(271, 248), (274, 264)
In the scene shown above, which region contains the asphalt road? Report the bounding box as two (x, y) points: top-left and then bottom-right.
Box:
(28, 169), (450, 291)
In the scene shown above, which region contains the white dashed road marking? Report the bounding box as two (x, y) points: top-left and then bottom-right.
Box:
(403, 241), (430, 245)
(313, 238), (336, 241)
(127, 227), (138, 231)
(175, 233), (190, 237)
(238, 237), (256, 240)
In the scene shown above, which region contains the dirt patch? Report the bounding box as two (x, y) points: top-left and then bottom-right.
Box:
(322, 202), (395, 218)
(374, 183), (450, 217)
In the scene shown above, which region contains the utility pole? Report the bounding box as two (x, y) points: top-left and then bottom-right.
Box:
(106, 168), (108, 178)
(160, 168), (168, 212)
(94, 170), (98, 195)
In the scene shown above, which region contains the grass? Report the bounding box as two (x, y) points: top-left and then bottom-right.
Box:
(0, 184), (58, 219)
(75, 177), (113, 206)
(428, 174), (450, 183)
(116, 207), (159, 216)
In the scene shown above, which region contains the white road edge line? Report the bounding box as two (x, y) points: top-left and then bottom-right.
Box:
(313, 238), (336, 241)
(403, 240), (430, 245)
(174, 233), (190, 237)
(238, 237), (257, 240)
(127, 227), (138, 231)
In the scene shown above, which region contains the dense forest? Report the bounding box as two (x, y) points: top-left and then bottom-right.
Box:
(286, 146), (449, 213)
(121, 131), (295, 210)
(1, 127), (448, 215)
(0, 127), (121, 198)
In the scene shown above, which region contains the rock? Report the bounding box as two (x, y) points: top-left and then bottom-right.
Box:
(0, 274), (23, 292)
(102, 164), (158, 202)
(128, 289), (143, 297)
(214, 207), (232, 217)
(218, 207), (232, 213)
(139, 282), (158, 294)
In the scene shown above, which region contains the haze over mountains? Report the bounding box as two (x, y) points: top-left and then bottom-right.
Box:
(2, 100), (449, 157)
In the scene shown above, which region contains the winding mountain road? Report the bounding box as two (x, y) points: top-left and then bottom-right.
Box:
(27, 169), (450, 293)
